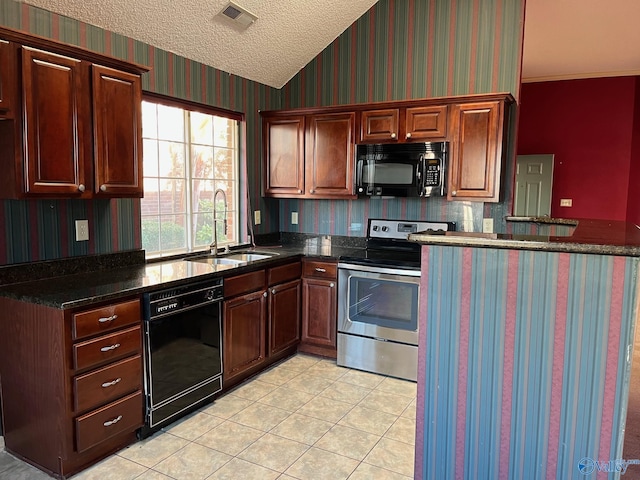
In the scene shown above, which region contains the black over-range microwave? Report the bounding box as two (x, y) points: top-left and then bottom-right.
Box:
(355, 141), (448, 197)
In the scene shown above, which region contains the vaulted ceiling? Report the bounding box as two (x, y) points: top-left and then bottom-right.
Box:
(19, 0), (640, 88)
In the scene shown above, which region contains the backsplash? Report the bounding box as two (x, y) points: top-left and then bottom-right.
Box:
(279, 0), (524, 234)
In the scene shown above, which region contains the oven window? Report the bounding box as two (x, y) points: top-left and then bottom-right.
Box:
(348, 276), (418, 331)
(147, 304), (222, 406)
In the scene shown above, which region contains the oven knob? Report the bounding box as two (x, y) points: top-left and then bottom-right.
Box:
(382, 226), (389, 232)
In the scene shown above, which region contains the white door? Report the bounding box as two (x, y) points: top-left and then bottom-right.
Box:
(514, 154), (554, 216)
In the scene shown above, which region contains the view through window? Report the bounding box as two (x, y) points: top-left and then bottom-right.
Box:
(141, 97), (241, 257)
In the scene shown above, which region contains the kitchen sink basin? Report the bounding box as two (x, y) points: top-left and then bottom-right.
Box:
(185, 250), (278, 265)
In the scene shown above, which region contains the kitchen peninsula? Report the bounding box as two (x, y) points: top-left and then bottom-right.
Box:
(409, 219), (640, 479)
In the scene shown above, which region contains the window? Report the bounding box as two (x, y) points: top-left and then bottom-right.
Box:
(141, 96), (241, 258)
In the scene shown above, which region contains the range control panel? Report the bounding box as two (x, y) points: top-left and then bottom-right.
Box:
(368, 219), (454, 240)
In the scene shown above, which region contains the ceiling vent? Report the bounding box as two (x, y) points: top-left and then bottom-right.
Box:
(219, 2), (258, 29)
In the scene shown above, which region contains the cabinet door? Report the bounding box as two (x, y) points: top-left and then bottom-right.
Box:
(302, 277), (337, 348)
(305, 112), (356, 198)
(21, 47), (89, 196)
(92, 65), (143, 197)
(223, 290), (267, 384)
(405, 105), (447, 141)
(263, 115), (305, 197)
(269, 279), (301, 355)
(360, 108), (399, 143)
(448, 101), (504, 202)
(0, 40), (14, 118)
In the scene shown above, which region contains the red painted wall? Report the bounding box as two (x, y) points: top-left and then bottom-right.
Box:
(517, 78), (636, 220)
(626, 77), (640, 225)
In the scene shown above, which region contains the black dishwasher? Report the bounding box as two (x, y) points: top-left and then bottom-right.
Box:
(140, 278), (223, 437)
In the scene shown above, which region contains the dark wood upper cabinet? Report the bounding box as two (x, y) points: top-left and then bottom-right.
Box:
(263, 111), (356, 199)
(21, 47), (90, 196)
(263, 115), (305, 197)
(448, 100), (507, 202)
(0, 39), (15, 118)
(305, 112), (356, 198)
(360, 105), (447, 143)
(92, 65), (143, 197)
(0, 26), (148, 199)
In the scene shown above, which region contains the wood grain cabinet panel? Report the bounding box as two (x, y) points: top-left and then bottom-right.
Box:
(305, 112), (356, 198)
(21, 46), (90, 196)
(263, 115), (305, 197)
(360, 108), (399, 142)
(92, 65), (143, 197)
(0, 39), (15, 118)
(223, 289), (267, 383)
(72, 298), (141, 340)
(405, 105), (447, 140)
(73, 325), (141, 371)
(448, 100), (506, 202)
(269, 279), (301, 355)
(300, 260), (337, 357)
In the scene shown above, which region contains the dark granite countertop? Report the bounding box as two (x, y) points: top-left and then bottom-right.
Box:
(504, 216), (579, 226)
(409, 219), (640, 256)
(0, 238), (365, 309)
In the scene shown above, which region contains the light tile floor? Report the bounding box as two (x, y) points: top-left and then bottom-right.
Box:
(0, 354), (416, 479)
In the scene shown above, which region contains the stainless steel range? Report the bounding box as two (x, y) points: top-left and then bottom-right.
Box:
(337, 219), (455, 381)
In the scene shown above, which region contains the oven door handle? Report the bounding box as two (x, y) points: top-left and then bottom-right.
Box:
(337, 262), (421, 277)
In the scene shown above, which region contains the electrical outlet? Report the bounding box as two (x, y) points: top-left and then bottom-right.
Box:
(254, 210), (261, 225)
(291, 212), (299, 225)
(560, 199), (572, 207)
(75, 220), (89, 242)
(482, 218), (494, 234)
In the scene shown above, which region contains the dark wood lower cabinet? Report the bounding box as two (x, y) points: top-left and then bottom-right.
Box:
(223, 289), (268, 384)
(222, 261), (302, 390)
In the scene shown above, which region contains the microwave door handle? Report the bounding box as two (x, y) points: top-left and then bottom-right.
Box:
(416, 154), (425, 197)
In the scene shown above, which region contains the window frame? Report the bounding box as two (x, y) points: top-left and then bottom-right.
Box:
(141, 92), (245, 259)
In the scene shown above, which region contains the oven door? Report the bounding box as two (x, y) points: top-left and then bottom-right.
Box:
(337, 263), (420, 345)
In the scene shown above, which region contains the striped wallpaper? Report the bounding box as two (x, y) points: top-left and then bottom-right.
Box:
(417, 245), (639, 479)
(0, 0), (281, 265)
(0, 0), (525, 264)
(278, 0), (525, 235)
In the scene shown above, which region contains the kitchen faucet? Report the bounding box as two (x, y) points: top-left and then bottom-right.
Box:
(210, 189), (228, 256)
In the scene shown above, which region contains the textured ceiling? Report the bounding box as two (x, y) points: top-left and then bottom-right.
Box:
(19, 0), (640, 88)
(19, 0), (378, 88)
(522, 0), (640, 82)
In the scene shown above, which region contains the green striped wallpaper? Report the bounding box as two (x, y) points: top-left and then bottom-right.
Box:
(279, 0), (525, 235)
(0, 0), (281, 264)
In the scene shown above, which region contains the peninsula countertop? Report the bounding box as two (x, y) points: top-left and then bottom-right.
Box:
(408, 219), (640, 256)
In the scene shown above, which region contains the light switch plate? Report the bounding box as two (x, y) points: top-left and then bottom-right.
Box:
(560, 199), (572, 207)
(482, 218), (494, 233)
(75, 220), (89, 242)
(254, 210), (261, 225)
(291, 212), (299, 225)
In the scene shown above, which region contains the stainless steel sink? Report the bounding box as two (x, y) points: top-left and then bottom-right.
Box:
(185, 250), (278, 265)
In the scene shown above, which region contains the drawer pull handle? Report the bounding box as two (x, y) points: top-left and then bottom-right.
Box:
(101, 378), (122, 388)
(100, 343), (121, 352)
(98, 314), (118, 323)
(315, 268), (326, 273)
(103, 415), (122, 427)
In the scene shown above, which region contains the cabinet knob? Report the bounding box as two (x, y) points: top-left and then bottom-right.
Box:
(78, 184), (85, 192)
(330, 282), (335, 288)
(263, 291), (268, 297)
(272, 289), (276, 294)
(406, 132), (412, 139)
(390, 133), (397, 139)
(452, 191), (457, 196)
(100, 184), (107, 192)
(298, 189), (302, 194)
(309, 189), (315, 194)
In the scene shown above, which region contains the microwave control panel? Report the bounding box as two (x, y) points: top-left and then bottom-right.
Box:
(425, 159), (442, 187)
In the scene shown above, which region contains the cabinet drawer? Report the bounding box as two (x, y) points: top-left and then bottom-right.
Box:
(268, 261), (301, 286)
(75, 390), (143, 453)
(72, 299), (141, 340)
(73, 355), (142, 413)
(303, 261), (337, 279)
(73, 326), (141, 371)
(224, 269), (266, 298)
